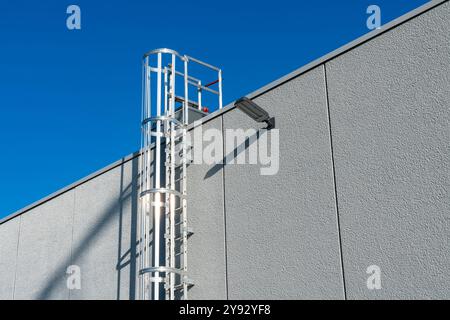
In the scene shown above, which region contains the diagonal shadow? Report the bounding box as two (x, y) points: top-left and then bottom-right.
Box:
(37, 157), (140, 300)
(116, 156), (140, 300)
(204, 130), (259, 179)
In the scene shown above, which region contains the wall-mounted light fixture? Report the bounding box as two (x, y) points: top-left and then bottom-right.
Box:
(234, 97), (275, 129)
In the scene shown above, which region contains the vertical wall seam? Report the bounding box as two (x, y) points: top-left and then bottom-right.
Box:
(11, 215), (22, 300)
(116, 161), (124, 300)
(68, 187), (77, 300)
(221, 115), (230, 299)
(323, 63), (348, 300)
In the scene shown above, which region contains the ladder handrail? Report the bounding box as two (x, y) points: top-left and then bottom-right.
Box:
(143, 48), (223, 111)
(143, 48), (185, 60)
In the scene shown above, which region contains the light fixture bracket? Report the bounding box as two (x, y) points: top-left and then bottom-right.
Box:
(234, 97), (275, 129)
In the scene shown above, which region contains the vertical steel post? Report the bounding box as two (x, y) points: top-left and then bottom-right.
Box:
(182, 56), (189, 298)
(152, 52), (162, 300)
(169, 53), (176, 299)
(198, 80), (202, 111)
(218, 69), (223, 109)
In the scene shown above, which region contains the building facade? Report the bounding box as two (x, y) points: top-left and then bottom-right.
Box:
(0, 0), (449, 300)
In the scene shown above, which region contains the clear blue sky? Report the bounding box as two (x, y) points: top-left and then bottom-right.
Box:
(0, 0), (429, 218)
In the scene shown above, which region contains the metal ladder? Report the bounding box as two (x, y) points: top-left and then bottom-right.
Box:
(138, 48), (222, 300)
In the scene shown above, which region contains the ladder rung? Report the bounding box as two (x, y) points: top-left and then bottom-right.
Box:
(174, 235), (185, 241)
(140, 188), (185, 199)
(174, 227), (194, 240)
(173, 278), (194, 290)
(162, 206), (183, 213)
(164, 133), (184, 140)
(165, 162), (186, 168)
(164, 235), (184, 242)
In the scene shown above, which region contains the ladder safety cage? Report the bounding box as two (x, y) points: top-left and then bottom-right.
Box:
(138, 48), (222, 300)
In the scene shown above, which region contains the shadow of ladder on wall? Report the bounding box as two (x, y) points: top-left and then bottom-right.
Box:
(138, 48), (223, 300)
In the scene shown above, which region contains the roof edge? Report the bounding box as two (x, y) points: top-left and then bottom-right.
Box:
(0, 152), (140, 225)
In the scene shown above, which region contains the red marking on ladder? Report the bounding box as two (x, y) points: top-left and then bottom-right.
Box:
(204, 79), (219, 87)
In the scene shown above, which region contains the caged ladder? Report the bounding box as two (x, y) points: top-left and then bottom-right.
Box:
(138, 48), (223, 300)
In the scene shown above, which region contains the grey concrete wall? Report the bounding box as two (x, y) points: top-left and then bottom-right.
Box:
(222, 66), (345, 299)
(187, 117), (227, 299)
(0, 159), (139, 300)
(69, 158), (139, 300)
(0, 217), (20, 300)
(14, 190), (74, 299)
(325, 0), (450, 299)
(0, 0), (449, 300)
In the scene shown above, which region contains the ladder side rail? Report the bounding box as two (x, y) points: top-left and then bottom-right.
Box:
(181, 125), (188, 299)
(138, 58), (147, 300)
(143, 56), (152, 300)
(164, 66), (170, 300)
(169, 122), (176, 299)
(152, 52), (163, 300)
(168, 53), (176, 299)
(182, 56), (189, 299)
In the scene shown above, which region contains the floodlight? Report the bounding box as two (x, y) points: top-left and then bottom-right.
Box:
(234, 97), (275, 129)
